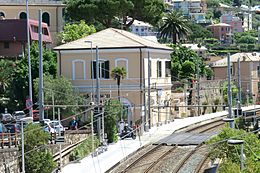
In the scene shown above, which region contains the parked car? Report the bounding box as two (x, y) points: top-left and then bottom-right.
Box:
(0, 113), (15, 123)
(5, 124), (20, 133)
(12, 111), (26, 120)
(50, 121), (65, 135)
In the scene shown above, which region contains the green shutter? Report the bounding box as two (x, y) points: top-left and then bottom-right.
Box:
(105, 61), (110, 79)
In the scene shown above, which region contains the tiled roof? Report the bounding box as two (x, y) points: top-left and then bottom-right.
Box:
(212, 52), (260, 67)
(54, 28), (172, 51)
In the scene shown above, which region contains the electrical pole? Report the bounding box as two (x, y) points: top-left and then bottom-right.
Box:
(237, 58), (241, 116)
(26, 0), (33, 118)
(21, 121), (25, 173)
(228, 53), (234, 128)
(147, 51), (151, 129)
(196, 63), (200, 116)
(52, 91), (55, 120)
(95, 46), (101, 143)
(38, 10), (44, 121)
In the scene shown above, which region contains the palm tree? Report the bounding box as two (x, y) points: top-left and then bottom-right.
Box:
(111, 67), (127, 101)
(159, 11), (190, 44)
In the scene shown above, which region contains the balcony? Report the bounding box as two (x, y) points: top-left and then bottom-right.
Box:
(1, 0), (64, 5)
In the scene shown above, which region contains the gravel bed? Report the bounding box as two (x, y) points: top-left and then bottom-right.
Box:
(178, 147), (209, 173)
(149, 146), (194, 173)
(110, 144), (155, 173)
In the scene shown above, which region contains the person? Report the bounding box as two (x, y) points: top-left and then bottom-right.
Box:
(70, 117), (78, 130)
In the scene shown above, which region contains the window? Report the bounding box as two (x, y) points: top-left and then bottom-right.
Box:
(115, 58), (128, 78)
(42, 28), (49, 36)
(221, 27), (224, 31)
(92, 60), (109, 79)
(4, 42), (9, 49)
(258, 66), (260, 77)
(19, 12), (27, 19)
(72, 60), (86, 80)
(0, 12), (5, 18)
(42, 12), (50, 26)
(165, 61), (171, 77)
(157, 61), (162, 77)
(258, 82), (260, 93)
(31, 25), (38, 33)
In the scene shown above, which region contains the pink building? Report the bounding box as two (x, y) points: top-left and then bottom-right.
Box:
(221, 14), (243, 33)
(207, 23), (232, 43)
(0, 19), (52, 57)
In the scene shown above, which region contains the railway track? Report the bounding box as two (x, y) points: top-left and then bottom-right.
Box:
(110, 118), (225, 173)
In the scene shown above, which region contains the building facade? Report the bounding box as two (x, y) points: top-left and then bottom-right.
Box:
(0, 19), (52, 57)
(221, 14), (243, 33)
(54, 28), (173, 127)
(207, 23), (232, 43)
(212, 52), (260, 103)
(165, 0), (207, 23)
(0, 0), (65, 45)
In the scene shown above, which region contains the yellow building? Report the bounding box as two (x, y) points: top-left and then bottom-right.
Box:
(54, 28), (173, 127)
(0, 0), (65, 45)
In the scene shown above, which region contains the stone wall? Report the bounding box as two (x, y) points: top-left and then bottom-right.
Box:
(0, 148), (20, 173)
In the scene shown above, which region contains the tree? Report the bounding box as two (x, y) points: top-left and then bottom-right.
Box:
(23, 124), (56, 173)
(104, 99), (123, 143)
(188, 23), (212, 43)
(221, 81), (238, 105)
(6, 42), (57, 111)
(159, 11), (190, 44)
(0, 60), (14, 93)
(111, 67), (127, 100)
(58, 20), (96, 44)
(65, 0), (165, 29)
(207, 127), (260, 172)
(34, 75), (85, 119)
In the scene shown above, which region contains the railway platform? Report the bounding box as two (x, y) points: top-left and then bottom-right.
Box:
(61, 105), (260, 173)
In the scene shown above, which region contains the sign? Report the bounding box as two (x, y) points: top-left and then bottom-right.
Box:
(55, 136), (65, 144)
(26, 98), (33, 109)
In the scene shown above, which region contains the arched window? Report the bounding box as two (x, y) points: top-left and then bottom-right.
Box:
(19, 12), (27, 19)
(115, 58), (128, 78)
(0, 12), (5, 18)
(42, 12), (50, 26)
(72, 60), (86, 80)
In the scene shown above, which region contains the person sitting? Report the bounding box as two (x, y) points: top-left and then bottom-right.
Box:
(70, 117), (78, 130)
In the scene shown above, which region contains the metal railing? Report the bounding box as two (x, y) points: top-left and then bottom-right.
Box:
(0, 133), (19, 149)
(1, 0), (64, 5)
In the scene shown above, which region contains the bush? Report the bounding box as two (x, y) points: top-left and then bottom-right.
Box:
(69, 136), (100, 161)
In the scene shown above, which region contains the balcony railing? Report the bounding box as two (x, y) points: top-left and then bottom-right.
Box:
(1, 0), (64, 5)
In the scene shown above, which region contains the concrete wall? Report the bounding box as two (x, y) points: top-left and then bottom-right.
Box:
(0, 148), (20, 173)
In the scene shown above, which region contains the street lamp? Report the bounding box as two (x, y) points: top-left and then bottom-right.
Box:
(85, 41), (94, 101)
(227, 139), (245, 171)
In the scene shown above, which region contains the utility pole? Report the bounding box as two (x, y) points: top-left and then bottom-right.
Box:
(52, 91), (55, 120)
(95, 46), (101, 143)
(26, 0), (33, 118)
(58, 108), (62, 171)
(38, 10), (44, 121)
(147, 51), (151, 129)
(237, 58), (241, 116)
(196, 63), (200, 116)
(21, 121), (25, 173)
(227, 53), (234, 128)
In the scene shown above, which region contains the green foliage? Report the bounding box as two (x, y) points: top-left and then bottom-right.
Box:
(207, 127), (260, 172)
(159, 11), (190, 44)
(65, 0), (165, 29)
(104, 99), (123, 143)
(188, 23), (212, 43)
(0, 60), (14, 93)
(58, 20), (96, 44)
(34, 75), (85, 119)
(23, 124), (56, 173)
(237, 35), (256, 44)
(5, 42), (56, 111)
(169, 45), (206, 80)
(69, 136), (100, 161)
(221, 82), (238, 104)
(205, 67), (214, 80)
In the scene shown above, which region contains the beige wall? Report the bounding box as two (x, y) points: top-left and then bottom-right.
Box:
(0, 5), (64, 45)
(57, 48), (172, 125)
(213, 61), (260, 102)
